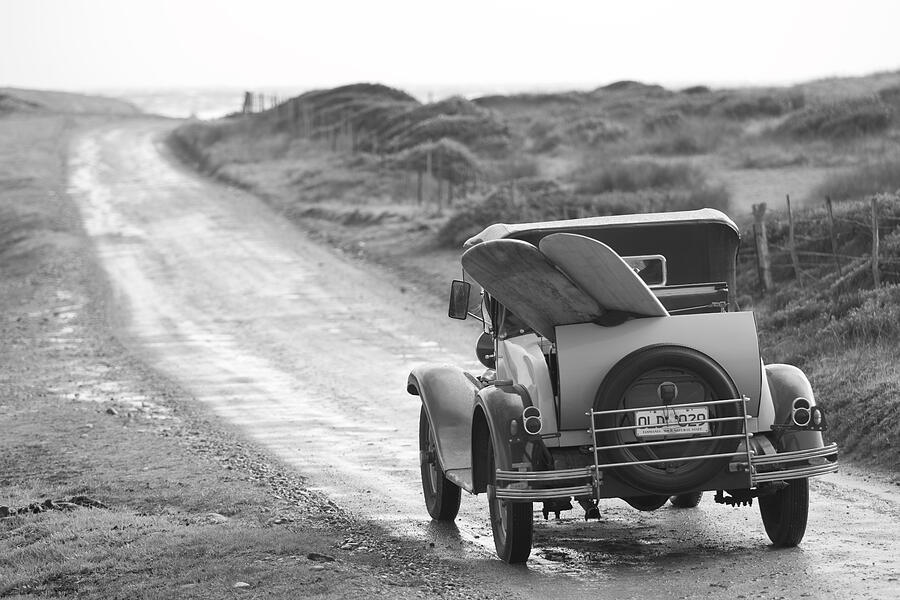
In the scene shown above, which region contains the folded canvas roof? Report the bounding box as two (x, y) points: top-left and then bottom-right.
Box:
(463, 209), (742, 290)
(464, 208), (739, 248)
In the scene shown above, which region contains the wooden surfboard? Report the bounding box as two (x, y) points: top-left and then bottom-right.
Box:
(539, 233), (669, 318)
(461, 239), (602, 341)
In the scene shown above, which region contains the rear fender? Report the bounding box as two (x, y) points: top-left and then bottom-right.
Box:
(764, 363), (826, 452)
(407, 365), (481, 473)
(471, 384), (550, 493)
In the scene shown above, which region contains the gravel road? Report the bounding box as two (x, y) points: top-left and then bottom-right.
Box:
(68, 118), (900, 599)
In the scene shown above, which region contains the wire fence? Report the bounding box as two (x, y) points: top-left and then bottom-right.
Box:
(739, 193), (900, 294)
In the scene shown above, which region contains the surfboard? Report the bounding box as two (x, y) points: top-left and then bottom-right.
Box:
(539, 233), (669, 318)
(461, 239), (603, 341)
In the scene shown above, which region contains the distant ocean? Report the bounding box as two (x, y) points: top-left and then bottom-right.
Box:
(103, 83), (598, 120)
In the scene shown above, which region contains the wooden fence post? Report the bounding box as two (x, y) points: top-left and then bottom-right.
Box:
(825, 196), (842, 277)
(425, 146), (433, 204)
(872, 196), (881, 288)
(752, 224), (763, 292)
(416, 170), (423, 205)
(752, 203), (774, 293)
(786, 194), (802, 285)
(435, 150), (443, 209)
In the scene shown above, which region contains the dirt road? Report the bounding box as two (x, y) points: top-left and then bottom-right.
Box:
(68, 118), (899, 599)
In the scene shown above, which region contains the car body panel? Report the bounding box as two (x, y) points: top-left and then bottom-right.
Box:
(764, 363), (827, 452)
(555, 312), (762, 430)
(495, 334), (559, 445)
(407, 365), (479, 476)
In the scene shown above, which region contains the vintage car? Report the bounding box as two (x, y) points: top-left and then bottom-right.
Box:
(407, 209), (838, 563)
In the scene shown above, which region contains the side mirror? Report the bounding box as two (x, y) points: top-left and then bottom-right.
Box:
(448, 280), (471, 320)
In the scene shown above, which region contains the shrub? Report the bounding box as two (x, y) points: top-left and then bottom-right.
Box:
(496, 156), (540, 180)
(389, 114), (509, 154)
(775, 97), (893, 140)
(877, 85), (900, 106)
(376, 96), (485, 145)
(714, 92), (805, 119)
(389, 138), (483, 185)
(735, 147), (807, 169)
(641, 117), (739, 156)
(526, 121), (564, 153)
(573, 160), (706, 194)
(824, 285), (900, 342)
(642, 111), (684, 133)
(597, 81), (669, 96)
(565, 117), (629, 146)
(436, 177), (732, 248)
(813, 161), (900, 201)
(436, 180), (570, 247)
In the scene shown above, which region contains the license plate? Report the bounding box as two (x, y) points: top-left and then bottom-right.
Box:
(635, 407), (709, 438)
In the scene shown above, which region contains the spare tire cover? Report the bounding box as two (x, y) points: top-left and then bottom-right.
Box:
(594, 345), (742, 495)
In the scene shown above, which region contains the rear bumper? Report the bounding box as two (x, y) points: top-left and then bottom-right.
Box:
(494, 443), (839, 502)
(747, 443), (838, 484)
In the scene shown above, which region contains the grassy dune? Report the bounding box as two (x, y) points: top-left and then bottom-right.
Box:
(0, 87), (140, 116)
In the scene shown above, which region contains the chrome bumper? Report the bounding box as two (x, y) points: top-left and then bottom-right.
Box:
(748, 443), (839, 484)
(494, 396), (839, 502)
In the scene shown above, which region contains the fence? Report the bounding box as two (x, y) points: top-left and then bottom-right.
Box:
(740, 194), (900, 294)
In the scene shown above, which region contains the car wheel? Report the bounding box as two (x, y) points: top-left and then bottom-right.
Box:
(487, 436), (532, 563)
(419, 407), (461, 521)
(594, 345), (742, 495)
(624, 495), (669, 511)
(670, 491), (703, 508)
(759, 478), (809, 547)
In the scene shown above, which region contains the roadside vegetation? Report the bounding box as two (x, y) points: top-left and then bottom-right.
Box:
(736, 195), (900, 469)
(170, 71), (900, 472)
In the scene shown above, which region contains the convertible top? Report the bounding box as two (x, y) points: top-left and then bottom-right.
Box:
(463, 209), (741, 290)
(464, 209), (739, 248)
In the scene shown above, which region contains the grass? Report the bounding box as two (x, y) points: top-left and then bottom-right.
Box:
(775, 97), (894, 140)
(813, 160), (900, 201)
(736, 194), (900, 468)
(573, 158), (711, 193)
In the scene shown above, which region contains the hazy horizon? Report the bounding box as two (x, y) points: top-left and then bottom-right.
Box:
(4, 0), (900, 94)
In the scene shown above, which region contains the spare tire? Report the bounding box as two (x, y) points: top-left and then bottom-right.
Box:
(594, 345), (742, 495)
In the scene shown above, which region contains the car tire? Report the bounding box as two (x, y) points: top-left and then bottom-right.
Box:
(594, 345), (742, 495)
(487, 436), (532, 563)
(669, 491), (703, 508)
(419, 407), (461, 521)
(759, 478), (809, 547)
(624, 495), (669, 511)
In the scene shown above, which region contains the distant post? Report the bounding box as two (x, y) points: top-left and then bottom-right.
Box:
(242, 91), (253, 114)
(825, 196), (842, 277)
(416, 170), (423, 205)
(786, 194), (802, 285)
(752, 203), (774, 293)
(872, 196), (881, 288)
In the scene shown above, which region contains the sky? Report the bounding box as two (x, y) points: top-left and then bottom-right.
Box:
(2, 0), (900, 93)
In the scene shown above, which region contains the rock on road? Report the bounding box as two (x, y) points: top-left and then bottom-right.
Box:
(67, 118), (900, 599)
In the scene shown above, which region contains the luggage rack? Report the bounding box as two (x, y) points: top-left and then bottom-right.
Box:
(587, 396), (753, 491)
